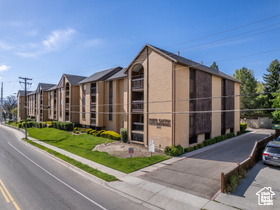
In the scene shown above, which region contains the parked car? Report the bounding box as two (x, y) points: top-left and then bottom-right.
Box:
(263, 141), (280, 166)
(274, 136), (280, 142)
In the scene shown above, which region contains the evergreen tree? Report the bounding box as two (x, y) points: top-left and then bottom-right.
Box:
(210, 61), (219, 71)
(263, 59), (280, 107)
(233, 67), (258, 112)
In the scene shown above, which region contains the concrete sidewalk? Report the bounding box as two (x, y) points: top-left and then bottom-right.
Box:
(1, 124), (238, 210)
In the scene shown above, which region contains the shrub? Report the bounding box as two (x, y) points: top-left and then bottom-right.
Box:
(48, 124), (53, 128)
(194, 145), (199, 150)
(96, 130), (105, 137)
(19, 120), (23, 123)
(240, 123), (247, 133)
(89, 130), (96, 135)
(184, 146), (194, 153)
(120, 128), (127, 142)
(18, 123), (23, 128)
(164, 145), (184, 156)
(198, 143), (204, 148)
(27, 121), (33, 128)
(237, 131), (241, 135)
(100, 131), (121, 140)
(86, 128), (93, 134)
(80, 130), (85, 133)
(74, 127), (78, 131)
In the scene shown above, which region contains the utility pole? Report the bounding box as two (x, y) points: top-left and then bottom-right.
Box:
(0, 82), (3, 124)
(19, 77), (32, 140)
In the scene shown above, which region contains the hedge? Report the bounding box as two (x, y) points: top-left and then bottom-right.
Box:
(240, 123), (247, 133)
(100, 131), (121, 140)
(95, 130), (105, 137)
(51, 121), (73, 131)
(164, 145), (184, 156)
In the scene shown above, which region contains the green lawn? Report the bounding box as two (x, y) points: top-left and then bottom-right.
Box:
(26, 139), (117, 182)
(7, 121), (18, 127)
(28, 128), (169, 173)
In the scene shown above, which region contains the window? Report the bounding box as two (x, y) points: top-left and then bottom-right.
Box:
(50, 92), (52, 115)
(190, 116), (194, 127)
(189, 135), (197, 144)
(109, 81), (113, 121)
(82, 84), (86, 119)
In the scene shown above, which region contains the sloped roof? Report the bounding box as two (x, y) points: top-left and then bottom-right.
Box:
(64, 74), (87, 86)
(125, 44), (241, 84)
(27, 91), (36, 96)
(79, 66), (123, 84)
(17, 90), (32, 97)
(37, 83), (56, 92)
(47, 85), (57, 91)
(105, 67), (127, 81)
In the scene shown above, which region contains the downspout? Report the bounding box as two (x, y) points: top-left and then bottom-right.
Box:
(172, 62), (176, 146)
(127, 74), (129, 142)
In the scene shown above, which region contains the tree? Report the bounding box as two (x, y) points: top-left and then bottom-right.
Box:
(210, 61), (219, 71)
(3, 95), (17, 119)
(11, 107), (17, 118)
(271, 90), (280, 123)
(233, 67), (258, 113)
(263, 59), (280, 107)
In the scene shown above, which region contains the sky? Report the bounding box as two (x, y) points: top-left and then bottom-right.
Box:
(0, 0), (279, 98)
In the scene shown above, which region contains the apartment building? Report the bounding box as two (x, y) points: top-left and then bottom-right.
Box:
(125, 44), (241, 148)
(47, 74), (86, 123)
(17, 90), (32, 121)
(78, 67), (127, 131)
(27, 91), (36, 119)
(20, 44), (241, 149)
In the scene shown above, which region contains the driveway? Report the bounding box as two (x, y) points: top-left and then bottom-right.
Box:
(141, 129), (274, 199)
(216, 161), (280, 209)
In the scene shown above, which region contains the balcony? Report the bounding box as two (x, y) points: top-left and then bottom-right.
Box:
(132, 78), (144, 91)
(91, 103), (96, 111)
(65, 103), (70, 110)
(91, 118), (96, 126)
(132, 122), (144, 131)
(131, 100), (144, 112)
(91, 87), (96, 96)
(131, 132), (144, 142)
(66, 92), (70, 98)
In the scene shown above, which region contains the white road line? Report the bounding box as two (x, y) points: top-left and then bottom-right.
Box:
(8, 142), (107, 210)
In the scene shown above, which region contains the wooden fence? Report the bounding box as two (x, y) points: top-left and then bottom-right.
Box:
(221, 129), (280, 193)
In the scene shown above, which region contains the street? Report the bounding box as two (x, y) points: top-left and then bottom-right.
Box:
(0, 126), (148, 210)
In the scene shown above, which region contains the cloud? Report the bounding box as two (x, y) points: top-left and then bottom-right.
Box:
(0, 41), (14, 50)
(0, 77), (2, 80)
(80, 38), (104, 48)
(25, 30), (39, 37)
(42, 28), (75, 49)
(16, 28), (76, 58)
(0, 65), (11, 72)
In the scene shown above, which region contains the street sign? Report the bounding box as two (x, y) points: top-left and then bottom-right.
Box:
(129, 147), (134, 156)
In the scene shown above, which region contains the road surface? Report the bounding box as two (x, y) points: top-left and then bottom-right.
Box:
(0, 126), (148, 210)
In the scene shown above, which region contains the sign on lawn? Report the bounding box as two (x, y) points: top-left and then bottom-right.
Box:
(129, 147), (134, 156)
(149, 140), (155, 153)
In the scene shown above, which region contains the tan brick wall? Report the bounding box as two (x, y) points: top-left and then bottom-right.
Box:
(234, 83), (241, 134)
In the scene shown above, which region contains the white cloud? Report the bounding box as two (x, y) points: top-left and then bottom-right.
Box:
(0, 41), (14, 50)
(0, 65), (11, 72)
(0, 77), (2, 80)
(42, 28), (75, 49)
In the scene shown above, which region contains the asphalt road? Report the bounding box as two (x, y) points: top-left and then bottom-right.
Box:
(0, 126), (149, 210)
(141, 129), (274, 199)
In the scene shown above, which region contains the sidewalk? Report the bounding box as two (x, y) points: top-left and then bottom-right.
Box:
(1, 124), (238, 210)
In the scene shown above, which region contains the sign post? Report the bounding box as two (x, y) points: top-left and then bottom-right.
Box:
(149, 140), (155, 156)
(128, 147), (134, 168)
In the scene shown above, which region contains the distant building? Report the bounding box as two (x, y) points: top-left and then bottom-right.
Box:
(17, 90), (32, 121)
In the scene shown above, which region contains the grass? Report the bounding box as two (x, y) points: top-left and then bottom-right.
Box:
(26, 139), (118, 182)
(28, 127), (169, 173)
(7, 121), (18, 127)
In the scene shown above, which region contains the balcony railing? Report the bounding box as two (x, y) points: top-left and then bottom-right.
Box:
(131, 100), (144, 112)
(65, 116), (70, 121)
(132, 78), (144, 90)
(91, 87), (96, 95)
(132, 122), (144, 131)
(131, 132), (144, 142)
(65, 103), (70, 109)
(91, 103), (96, 111)
(91, 118), (96, 126)
(66, 92), (70, 97)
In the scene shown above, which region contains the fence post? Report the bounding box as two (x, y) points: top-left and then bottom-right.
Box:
(221, 173), (224, 193)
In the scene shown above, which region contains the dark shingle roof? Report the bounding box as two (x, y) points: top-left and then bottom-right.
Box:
(64, 74), (87, 86)
(125, 44), (241, 83)
(79, 67), (123, 84)
(27, 91), (36, 96)
(47, 85), (57, 91)
(37, 83), (56, 92)
(105, 67), (127, 81)
(17, 90), (32, 97)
